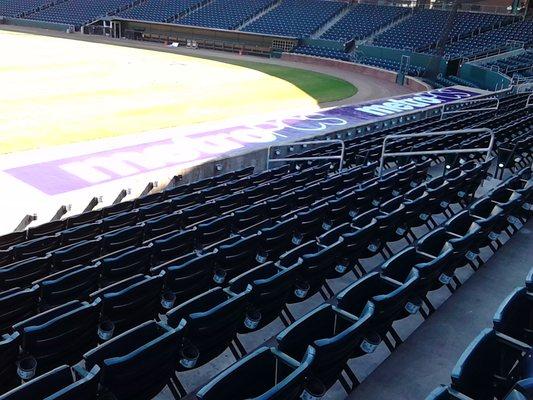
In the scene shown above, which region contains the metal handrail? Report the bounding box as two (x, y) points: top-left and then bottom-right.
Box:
(267, 140), (345, 171)
(378, 128), (495, 177)
(440, 97), (500, 120)
(525, 93), (533, 108)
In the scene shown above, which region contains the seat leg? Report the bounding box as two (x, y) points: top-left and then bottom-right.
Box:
(319, 287), (329, 301)
(323, 281), (335, 297)
(382, 334), (396, 352)
(338, 374), (353, 394)
(419, 306), (429, 320)
(389, 327), (403, 346)
(423, 296), (436, 314)
(279, 313), (291, 328)
(343, 365), (360, 388)
(233, 337), (247, 357)
(354, 260), (366, 277)
(283, 305), (296, 323)
(383, 244), (394, 258)
(170, 373), (187, 398)
(452, 275), (462, 288)
(228, 342), (242, 360)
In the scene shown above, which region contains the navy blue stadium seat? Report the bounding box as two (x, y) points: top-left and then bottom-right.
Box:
(0, 364), (100, 400)
(0, 285), (39, 333)
(277, 303), (373, 392)
(90, 272), (165, 336)
(83, 320), (185, 400)
(12, 299), (101, 375)
(166, 286), (251, 368)
(196, 346), (315, 400)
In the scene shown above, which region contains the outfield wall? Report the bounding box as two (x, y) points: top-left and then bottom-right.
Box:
(281, 53), (431, 92)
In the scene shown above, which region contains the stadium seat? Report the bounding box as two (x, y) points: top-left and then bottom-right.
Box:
(450, 328), (531, 399)
(228, 261), (298, 332)
(276, 303), (374, 392)
(12, 299), (101, 375)
(83, 320), (186, 400)
(493, 287), (533, 345)
(195, 346), (315, 400)
(0, 364), (100, 400)
(89, 272), (165, 336)
(166, 287), (251, 366)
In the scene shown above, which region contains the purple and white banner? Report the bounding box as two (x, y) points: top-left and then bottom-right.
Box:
(3, 87), (483, 195)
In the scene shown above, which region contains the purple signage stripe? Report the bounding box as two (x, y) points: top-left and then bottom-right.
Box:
(3, 87), (482, 195)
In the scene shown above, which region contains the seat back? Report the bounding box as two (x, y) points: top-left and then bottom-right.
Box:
(13, 300), (101, 374)
(0, 286), (39, 333)
(196, 346), (314, 400)
(84, 320), (184, 400)
(51, 239), (101, 271)
(91, 272), (165, 334)
(99, 225), (144, 256)
(99, 245), (152, 284)
(37, 264), (101, 308)
(151, 228), (196, 265)
(0, 255), (52, 291)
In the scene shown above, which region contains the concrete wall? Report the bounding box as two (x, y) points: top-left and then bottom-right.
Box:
(281, 52), (431, 91)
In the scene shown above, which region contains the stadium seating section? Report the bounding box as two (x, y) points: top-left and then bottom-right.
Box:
(243, 0), (347, 37)
(178, 0), (276, 30)
(321, 3), (409, 42)
(116, 0), (207, 23)
(0, 89), (530, 399)
(1, 0), (532, 86)
(27, 0), (136, 27)
(477, 50), (533, 81)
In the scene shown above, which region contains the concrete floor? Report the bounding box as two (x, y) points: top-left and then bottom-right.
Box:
(346, 218), (532, 400)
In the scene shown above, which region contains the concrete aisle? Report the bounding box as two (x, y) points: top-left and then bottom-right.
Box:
(346, 219), (532, 400)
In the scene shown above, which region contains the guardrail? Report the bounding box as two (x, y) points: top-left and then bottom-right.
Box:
(267, 140), (345, 171)
(378, 128), (495, 177)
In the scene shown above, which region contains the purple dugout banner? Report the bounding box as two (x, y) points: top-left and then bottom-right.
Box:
(4, 87), (482, 195)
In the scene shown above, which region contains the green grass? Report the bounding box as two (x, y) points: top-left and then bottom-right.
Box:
(204, 57), (358, 104)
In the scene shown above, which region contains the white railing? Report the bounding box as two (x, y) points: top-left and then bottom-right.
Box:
(439, 97), (500, 120)
(378, 128), (495, 177)
(267, 140), (345, 171)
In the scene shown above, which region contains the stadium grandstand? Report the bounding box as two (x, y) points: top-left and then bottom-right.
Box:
(0, 0), (531, 398)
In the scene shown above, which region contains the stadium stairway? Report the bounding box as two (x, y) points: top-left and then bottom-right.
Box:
(361, 9), (414, 46)
(311, 3), (355, 39)
(235, 0), (282, 31)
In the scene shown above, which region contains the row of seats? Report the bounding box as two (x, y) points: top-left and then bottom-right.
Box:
(433, 19), (533, 59)
(480, 50), (533, 78)
(0, 157), (531, 399)
(426, 268), (533, 400)
(0, 167), (256, 262)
